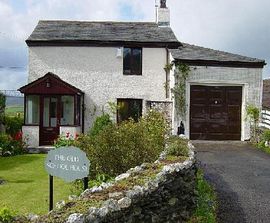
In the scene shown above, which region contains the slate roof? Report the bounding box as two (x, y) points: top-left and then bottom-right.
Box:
(26, 20), (181, 48)
(170, 43), (266, 67)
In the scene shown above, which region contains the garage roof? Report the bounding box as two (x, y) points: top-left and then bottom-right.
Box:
(170, 43), (266, 68)
(26, 20), (181, 48)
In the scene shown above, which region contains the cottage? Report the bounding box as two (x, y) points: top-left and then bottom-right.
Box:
(19, 0), (265, 147)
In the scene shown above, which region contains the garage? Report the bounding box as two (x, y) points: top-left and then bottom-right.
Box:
(190, 85), (242, 140)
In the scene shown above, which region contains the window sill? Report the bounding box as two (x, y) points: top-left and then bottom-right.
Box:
(123, 73), (142, 76)
(60, 125), (81, 127)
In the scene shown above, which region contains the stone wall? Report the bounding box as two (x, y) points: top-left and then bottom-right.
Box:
(64, 144), (197, 223)
(146, 100), (173, 129)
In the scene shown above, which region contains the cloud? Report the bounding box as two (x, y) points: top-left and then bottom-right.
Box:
(168, 0), (270, 76)
(0, 68), (27, 90)
(0, 0), (269, 90)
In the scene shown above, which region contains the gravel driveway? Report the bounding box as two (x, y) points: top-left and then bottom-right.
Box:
(193, 141), (270, 223)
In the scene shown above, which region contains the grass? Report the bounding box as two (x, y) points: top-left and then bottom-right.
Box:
(189, 169), (217, 223)
(0, 154), (72, 215)
(5, 105), (24, 117)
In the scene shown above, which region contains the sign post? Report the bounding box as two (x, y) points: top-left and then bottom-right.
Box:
(49, 175), (53, 211)
(45, 146), (90, 211)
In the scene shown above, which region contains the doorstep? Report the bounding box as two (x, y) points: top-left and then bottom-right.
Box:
(27, 146), (55, 154)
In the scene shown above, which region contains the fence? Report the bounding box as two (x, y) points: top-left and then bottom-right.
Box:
(0, 90), (23, 98)
(260, 108), (270, 129)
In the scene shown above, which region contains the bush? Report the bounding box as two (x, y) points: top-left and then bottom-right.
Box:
(256, 129), (270, 154)
(76, 110), (168, 178)
(0, 93), (5, 123)
(70, 174), (113, 196)
(54, 132), (78, 148)
(0, 207), (14, 223)
(88, 113), (112, 137)
(166, 136), (189, 157)
(262, 129), (270, 142)
(0, 133), (26, 156)
(4, 116), (23, 137)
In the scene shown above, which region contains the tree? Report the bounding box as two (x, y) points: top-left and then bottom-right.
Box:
(0, 92), (6, 133)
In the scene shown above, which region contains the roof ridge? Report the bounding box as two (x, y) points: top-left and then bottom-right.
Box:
(38, 20), (157, 25)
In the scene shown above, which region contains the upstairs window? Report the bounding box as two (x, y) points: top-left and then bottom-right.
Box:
(123, 47), (142, 75)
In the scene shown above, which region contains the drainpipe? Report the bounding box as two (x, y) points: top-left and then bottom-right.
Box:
(165, 47), (170, 99)
(82, 93), (85, 134)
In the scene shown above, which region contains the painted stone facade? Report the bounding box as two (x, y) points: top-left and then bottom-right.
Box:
(22, 126), (39, 148)
(28, 46), (171, 136)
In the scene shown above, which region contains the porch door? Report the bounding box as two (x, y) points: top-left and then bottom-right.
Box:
(40, 96), (60, 145)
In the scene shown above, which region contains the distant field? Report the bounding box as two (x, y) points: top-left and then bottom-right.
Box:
(5, 105), (24, 117)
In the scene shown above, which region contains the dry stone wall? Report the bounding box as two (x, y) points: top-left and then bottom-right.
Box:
(65, 143), (197, 223)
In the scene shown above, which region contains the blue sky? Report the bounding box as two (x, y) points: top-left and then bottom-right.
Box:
(0, 0), (269, 89)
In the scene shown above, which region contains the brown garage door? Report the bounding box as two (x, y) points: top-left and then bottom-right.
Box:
(190, 85), (242, 140)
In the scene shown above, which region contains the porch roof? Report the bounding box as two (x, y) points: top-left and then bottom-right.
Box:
(19, 72), (84, 95)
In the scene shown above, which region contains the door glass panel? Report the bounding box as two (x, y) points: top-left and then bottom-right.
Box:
(61, 96), (74, 125)
(43, 98), (50, 127)
(50, 98), (57, 127)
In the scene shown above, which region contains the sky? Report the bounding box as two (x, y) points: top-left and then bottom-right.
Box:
(0, 0), (269, 90)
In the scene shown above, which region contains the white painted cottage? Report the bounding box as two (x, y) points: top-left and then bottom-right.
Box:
(19, 0), (265, 147)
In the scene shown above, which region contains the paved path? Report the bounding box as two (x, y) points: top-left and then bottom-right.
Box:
(193, 141), (270, 223)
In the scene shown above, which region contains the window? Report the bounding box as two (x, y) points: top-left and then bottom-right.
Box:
(117, 99), (142, 122)
(123, 47), (142, 75)
(61, 96), (75, 126)
(25, 95), (40, 125)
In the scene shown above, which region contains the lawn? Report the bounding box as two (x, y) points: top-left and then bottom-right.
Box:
(0, 154), (73, 215)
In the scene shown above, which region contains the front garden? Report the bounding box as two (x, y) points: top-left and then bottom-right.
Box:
(0, 91), (217, 222)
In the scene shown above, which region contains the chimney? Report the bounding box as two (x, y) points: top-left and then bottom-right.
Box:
(157, 0), (170, 27)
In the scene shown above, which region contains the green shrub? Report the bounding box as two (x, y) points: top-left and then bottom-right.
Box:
(166, 136), (189, 157)
(0, 133), (26, 156)
(246, 105), (260, 122)
(246, 105), (260, 142)
(262, 129), (270, 142)
(54, 133), (78, 148)
(88, 113), (112, 137)
(4, 116), (23, 137)
(0, 93), (5, 122)
(0, 207), (14, 223)
(76, 110), (168, 178)
(70, 174), (113, 196)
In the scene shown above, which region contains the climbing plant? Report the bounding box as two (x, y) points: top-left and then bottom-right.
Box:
(171, 63), (190, 119)
(246, 104), (260, 142)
